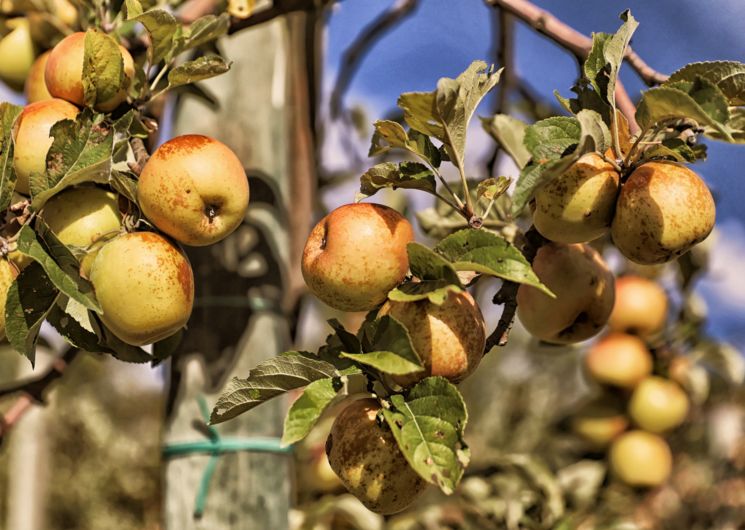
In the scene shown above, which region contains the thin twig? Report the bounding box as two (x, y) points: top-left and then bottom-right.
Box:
(128, 138), (151, 176)
(228, 0), (320, 35)
(0, 348), (81, 441)
(330, 0), (419, 117)
(486, 8), (515, 176)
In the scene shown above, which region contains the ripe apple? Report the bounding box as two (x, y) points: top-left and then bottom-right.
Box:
(517, 243), (615, 344)
(326, 398), (427, 514)
(51, 0), (78, 28)
(378, 290), (486, 387)
(608, 275), (668, 338)
(533, 152), (620, 244)
(302, 203), (414, 312)
(609, 430), (672, 487)
(41, 186), (122, 248)
(0, 259), (19, 340)
(0, 18), (35, 91)
(24, 50), (51, 103)
(570, 398), (629, 448)
(13, 98), (79, 195)
(89, 232), (194, 346)
(584, 332), (653, 389)
(137, 135), (249, 247)
(611, 162), (715, 265)
(628, 376), (689, 433)
(45, 31), (135, 112)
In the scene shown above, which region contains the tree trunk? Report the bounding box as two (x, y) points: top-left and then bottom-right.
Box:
(163, 10), (317, 529)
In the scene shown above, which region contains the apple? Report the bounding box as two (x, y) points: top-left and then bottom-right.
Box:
(89, 232), (194, 346)
(0, 18), (35, 91)
(13, 98), (79, 195)
(302, 203), (414, 312)
(24, 50), (51, 103)
(533, 152), (620, 244)
(45, 31), (135, 112)
(137, 135), (249, 247)
(0, 259), (19, 340)
(570, 398), (629, 448)
(326, 398), (427, 514)
(628, 376), (689, 433)
(517, 243), (615, 344)
(585, 332), (653, 389)
(608, 275), (668, 338)
(41, 186), (122, 248)
(609, 430), (672, 487)
(378, 290), (486, 387)
(51, 0), (78, 28)
(611, 162), (715, 265)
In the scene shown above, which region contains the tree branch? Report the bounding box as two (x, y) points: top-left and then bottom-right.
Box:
(330, 0), (419, 117)
(486, 8), (515, 176)
(0, 348), (81, 442)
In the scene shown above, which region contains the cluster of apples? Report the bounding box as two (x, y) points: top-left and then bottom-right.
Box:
(300, 202), (488, 513)
(572, 276), (692, 488)
(0, 31), (250, 347)
(532, 153), (716, 265)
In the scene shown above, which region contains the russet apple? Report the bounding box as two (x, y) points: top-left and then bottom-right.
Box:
(0, 259), (19, 340)
(41, 186), (122, 248)
(608, 275), (668, 337)
(13, 98), (79, 195)
(45, 31), (134, 112)
(0, 18), (35, 91)
(326, 398), (427, 514)
(137, 135), (250, 247)
(302, 203), (413, 312)
(570, 398), (629, 448)
(517, 243), (615, 344)
(89, 232), (194, 346)
(585, 332), (653, 389)
(611, 162), (715, 265)
(628, 376), (689, 433)
(24, 50), (51, 103)
(378, 290), (486, 387)
(533, 152), (620, 244)
(609, 430), (672, 487)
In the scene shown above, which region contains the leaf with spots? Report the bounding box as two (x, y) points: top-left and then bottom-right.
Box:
(165, 55), (231, 92)
(382, 377), (470, 494)
(357, 161), (436, 200)
(0, 102), (22, 210)
(82, 29), (130, 109)
(369, 120), (441, 168)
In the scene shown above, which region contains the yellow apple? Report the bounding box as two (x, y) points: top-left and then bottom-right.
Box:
(533, 152), (620, 244)
(611, 162), (715, 265)
(378, 290), (486, 387)
(302, 203), (414, 312)
(41, 186), (122, 248)
(52, 0), (78, 28)
(609, 430), (672, 487)
(24, 50), (51, 103)
(608, 275), (668, 337)
(326, 398), (427, 514)
(0, 259), (19, 340)
(585, 332), (653, 389)
(45, 31), (134, 112)
(89, 232), (194, 346)
(137, 135), (250, 246)
(13, 98), (79, 195)
(570, 398), (629, 448)
(628, 376), (689, 433)
(0, 18), (35, 91)
(517, 243), (615, 344)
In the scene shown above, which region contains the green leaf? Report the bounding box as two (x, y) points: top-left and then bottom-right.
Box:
(15, 225), (102, 313)
(30, 110), (113, 208)
(406, 242), (461, 284)
(82, 29), (129, 110)
(47, 298), (102, 352)
(480, 114), (531, 169)
(398, 91), (444, 139)
(342, 315), (424, 376)
(177, 13), (230, 53)
(583, 32), (613, 98)
(123, 0), (143, 18)
(576, 109), (611, 154)
(667, 61), (745, 105)
(5, 263), (59, 364)
(388, 280), (462, 305)
(110, 170), (138, 204)
(0, 102), (21, 209)
(665, 77), (730, 124)
(382, 377), (469, 494)
(435, 229), (554, 296)
(643, 138), (706, 163)
(369, 120), (441, 168)
(602, 11), (638, 106)
(128, 8), (178, 65)
(165, 55), (231, 92)
(476, 176), (511, 201)
(281, 378), (340, 446)
(523, 117), (580, 161)
(358, 161), (436, 199)
(210, 352), (343, 424)
(510, 154), (580, 216)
